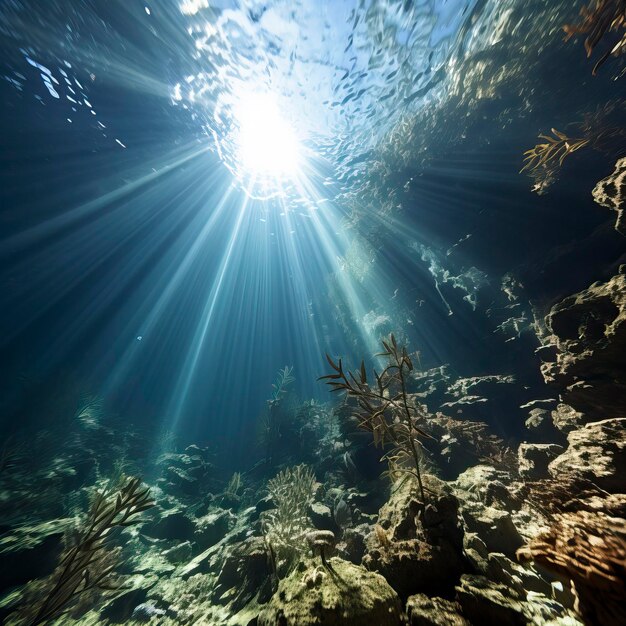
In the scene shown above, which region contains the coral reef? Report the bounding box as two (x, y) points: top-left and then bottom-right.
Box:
(257, 557), (402, 626)
(518, 510), (626, 625)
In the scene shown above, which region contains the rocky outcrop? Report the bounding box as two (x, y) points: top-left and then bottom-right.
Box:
(541, 272), (626, 419)
(518, 510), (626, 626)
(257, 557), (402, 626)
(548, 418), (626, 493)
(406, 594), (468, 625)
(517, 443), (563, 480)
(363, 475), (467, 600)
(593, 157), (626, 236)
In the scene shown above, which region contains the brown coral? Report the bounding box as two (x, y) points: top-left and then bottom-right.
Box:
(517, 510), (626, 625)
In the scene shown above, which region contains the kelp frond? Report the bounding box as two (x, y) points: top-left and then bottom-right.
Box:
(564, 0), (626, 75)
(520, 104), (626, 194)
(520, 128), (590, 183)
(15, 475), (154, 626)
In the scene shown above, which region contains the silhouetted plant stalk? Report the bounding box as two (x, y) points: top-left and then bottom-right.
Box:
(320, 334), (433, 504)
(21, 476), (154, 626)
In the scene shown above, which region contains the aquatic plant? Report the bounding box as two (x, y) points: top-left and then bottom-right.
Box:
(267, 365), (295, 409)
(15, 475), (154, 626)
(320, 334), (433, 504)
(517, 510), (626, 625)
(520, 128), (591, 194)
(521, 107), (625, 193)
(258, 366), (296, 465)
(564, 0), (626, 75)
(221, 471), (243, 506)
(262, 464), (316, 574)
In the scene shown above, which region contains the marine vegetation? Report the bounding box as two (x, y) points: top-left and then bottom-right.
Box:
(320, 334), (433, 504)
(262, 464), (317, 574)
(258, 366), (296, 465)
(13, 476), (154, 626)
(221, 471), (243, 506)
(564, 0), (626, 75)
(267, 365), (295, 409)
(517, 510), (626, 625)
(521, 128), (590, 194)
(521, 104), (626, 193)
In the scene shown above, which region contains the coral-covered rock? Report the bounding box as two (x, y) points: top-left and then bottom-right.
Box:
(517, 443), (563, 480)
(541, 273), (626, 419)
(363, 476), (467, 599)
(257, 557), (402, 626)
(524, 406), (565, 443)
(405, 594), (468, 625)
(548, 418), (626, 492)
(142, 509), (195, 542)
(364, 537), (466, 601)
(593, 156), (626, 236)
(162, 541), (193, 564)
(461, 505), (523, 558)
(518, 510), (626, 626)
(337, 523), (369, 564)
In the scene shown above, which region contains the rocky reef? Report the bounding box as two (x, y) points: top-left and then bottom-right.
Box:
(593, 157), (626, 236)
(541, 270), (626, 419)
(2, 290), (625, 626)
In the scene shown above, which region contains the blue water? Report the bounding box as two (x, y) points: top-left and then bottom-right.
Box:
(0, 0), (624, 467)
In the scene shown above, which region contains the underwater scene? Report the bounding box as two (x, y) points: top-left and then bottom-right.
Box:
(1, 0), (625, 624)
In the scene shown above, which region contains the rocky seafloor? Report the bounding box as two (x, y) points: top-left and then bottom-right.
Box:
(1, 269), (625, 626)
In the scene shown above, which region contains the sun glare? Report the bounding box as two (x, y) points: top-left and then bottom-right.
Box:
(234, 92), (301, 181)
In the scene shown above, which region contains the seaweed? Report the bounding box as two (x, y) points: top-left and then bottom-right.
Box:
(262, 464), (317, 575)
(520, 128), (590, 194)
(14, 475), (154, 626)
(521, 104), (626, 194)
(564, 0), (626, 75)
(320, 334), (434, 504)
(258, 366), (296, 466)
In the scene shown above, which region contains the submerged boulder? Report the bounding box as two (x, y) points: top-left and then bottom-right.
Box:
(593, 156), (626, 236)
(541, 272), (626, 419)
(257, 557), (401, 626)
(406, 594), (468, 626)
(548, 418), (626, 492)
(363, 475), (467, 600)
(517, 443), (563, 480)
